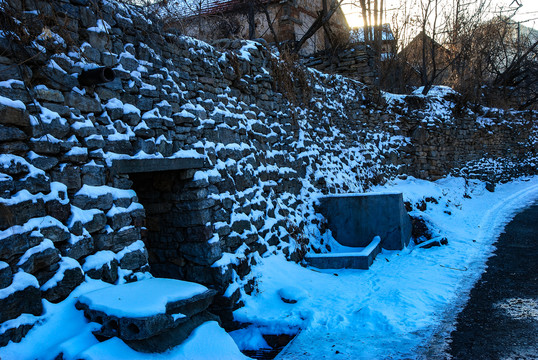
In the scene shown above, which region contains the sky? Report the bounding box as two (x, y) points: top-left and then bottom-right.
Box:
(343, 0), (538, 29)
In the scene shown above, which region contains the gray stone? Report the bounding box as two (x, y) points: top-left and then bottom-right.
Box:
(71, 210), (107, 235)
(76, 279), (217, 342)
(72, 192), (113, 211)
(179, 241), (221, 266)
(107, 210), (132, 231)
(125, 311), (219, 353)
(59, 234), (94, 260)
(318, 193), (412, 250)
(65, 93), (102, 114)
(0, 104), (29, 127)
(45, 199), (71, 224)
(85, 258), (119, 284)
(0, 262), (12, 289)
(119, 249), (148, 271)
(0, 322), (35, 347)
(94, 226), (139, 252)
(0, 232), (42, 264)
(0, 125), (27, 142)
(111, 158), (206, 175)
(18, 245), (61, 275)
(42, 265), (84, 303)
(0, 199), (46, 230)
(0, 276), (42, 323)
(29, 154), (59, 171)
(34, 87), (64, 103)
(14, 173), (50, 194)
(30, 137), (61, 155)
(40, 223), (71, 243)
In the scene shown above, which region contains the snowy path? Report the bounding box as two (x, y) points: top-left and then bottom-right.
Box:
(233, 177), (538, 360)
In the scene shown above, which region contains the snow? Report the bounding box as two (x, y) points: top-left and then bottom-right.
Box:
(233, 176), (538, 359)
(0, 94), (26, 109)
(0, 271), (39, 300)
(0, 216), (68, 241)
(0, 314), (40, 337)
(75, 184), (136, 201)
(77, 321), (248, 360)
(77, 278), (208, 318)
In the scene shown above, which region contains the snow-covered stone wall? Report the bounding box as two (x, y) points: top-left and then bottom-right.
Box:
(0, 0), (536, 344)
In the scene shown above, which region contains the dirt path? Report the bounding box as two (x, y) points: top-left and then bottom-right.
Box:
(447, 202), (538, 359)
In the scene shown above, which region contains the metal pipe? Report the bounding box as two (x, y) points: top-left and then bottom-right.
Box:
(78, 67), (115, 86)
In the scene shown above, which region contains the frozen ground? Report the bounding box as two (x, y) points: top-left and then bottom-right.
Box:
(2, 176), (538, 359)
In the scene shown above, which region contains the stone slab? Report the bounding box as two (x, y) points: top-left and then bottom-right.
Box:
(111, 157), (206, 174)
(306, 236), (382, 270)
(75, 278), (217, 340)
(318, 192), (412, 250)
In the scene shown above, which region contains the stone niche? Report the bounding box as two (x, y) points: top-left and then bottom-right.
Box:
(116, 158), (227, 291)
(318, 192), (412, 251)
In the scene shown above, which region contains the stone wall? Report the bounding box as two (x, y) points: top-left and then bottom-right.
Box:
(0, 0), (536, 344)
(303, 45), (378, 85)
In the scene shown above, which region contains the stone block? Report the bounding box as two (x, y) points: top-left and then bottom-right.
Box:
(0, 272), (42, 323)
(179, 241), (221, 266)
(0, 198), (46, 230)
(17, 244), (61, 275)
(0, 321), (35, 347)
(28, 154), (58, 171)
(65, 93), (102, 114)
(59, 234), (94, 260)
(0, 261), (12, 289)
(72, 192), (113, 211)
(85, 258), (118, 284)
(50, 165), (82, 190)
(318, 193), (411, 250)
(0, 103), (29, 127)
(119, 248), (148, 271)
(42, 265), (84, 303)
(76, 278), (217, 343)
(0, 125), (27, 142)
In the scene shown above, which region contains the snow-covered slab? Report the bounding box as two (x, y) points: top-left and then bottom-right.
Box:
(75, 278), (217, 341)
(110, 157), (206, 174)
(306, 236), (382, 270)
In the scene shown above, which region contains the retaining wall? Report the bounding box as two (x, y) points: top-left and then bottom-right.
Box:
(0, 0), (536, 343)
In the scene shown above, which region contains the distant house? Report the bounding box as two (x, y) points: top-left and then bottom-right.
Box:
(398, 31), (452, 86)
(156, 0), (350, 56)
(349, 24), (397, 59)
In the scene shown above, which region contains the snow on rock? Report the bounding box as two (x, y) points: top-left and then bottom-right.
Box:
(76, 321), (248, 360)
(0, 271), (39, 300)
(77, 278), (209, 318)
(41, 257), (82, 292)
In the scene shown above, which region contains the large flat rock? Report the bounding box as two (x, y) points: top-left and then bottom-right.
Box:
(76, 278), (217, 340)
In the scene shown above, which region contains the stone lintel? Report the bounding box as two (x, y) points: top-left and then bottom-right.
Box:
(111, 157), (206, 174)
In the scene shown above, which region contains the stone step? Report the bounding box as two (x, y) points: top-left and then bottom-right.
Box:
(305, 236), (382, 270)
(75, 278), (217, 342)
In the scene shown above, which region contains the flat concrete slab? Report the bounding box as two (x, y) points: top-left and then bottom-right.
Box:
(306, 236), (382, 270)
(318, 192), (411, 250)
(75, 278), (216, 341)
(111, 157), (206, 174)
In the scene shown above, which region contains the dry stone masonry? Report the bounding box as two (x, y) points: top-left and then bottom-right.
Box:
(0, 0), (536, 348)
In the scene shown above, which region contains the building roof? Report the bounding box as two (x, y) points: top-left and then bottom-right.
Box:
(157, 0), (277, 17)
